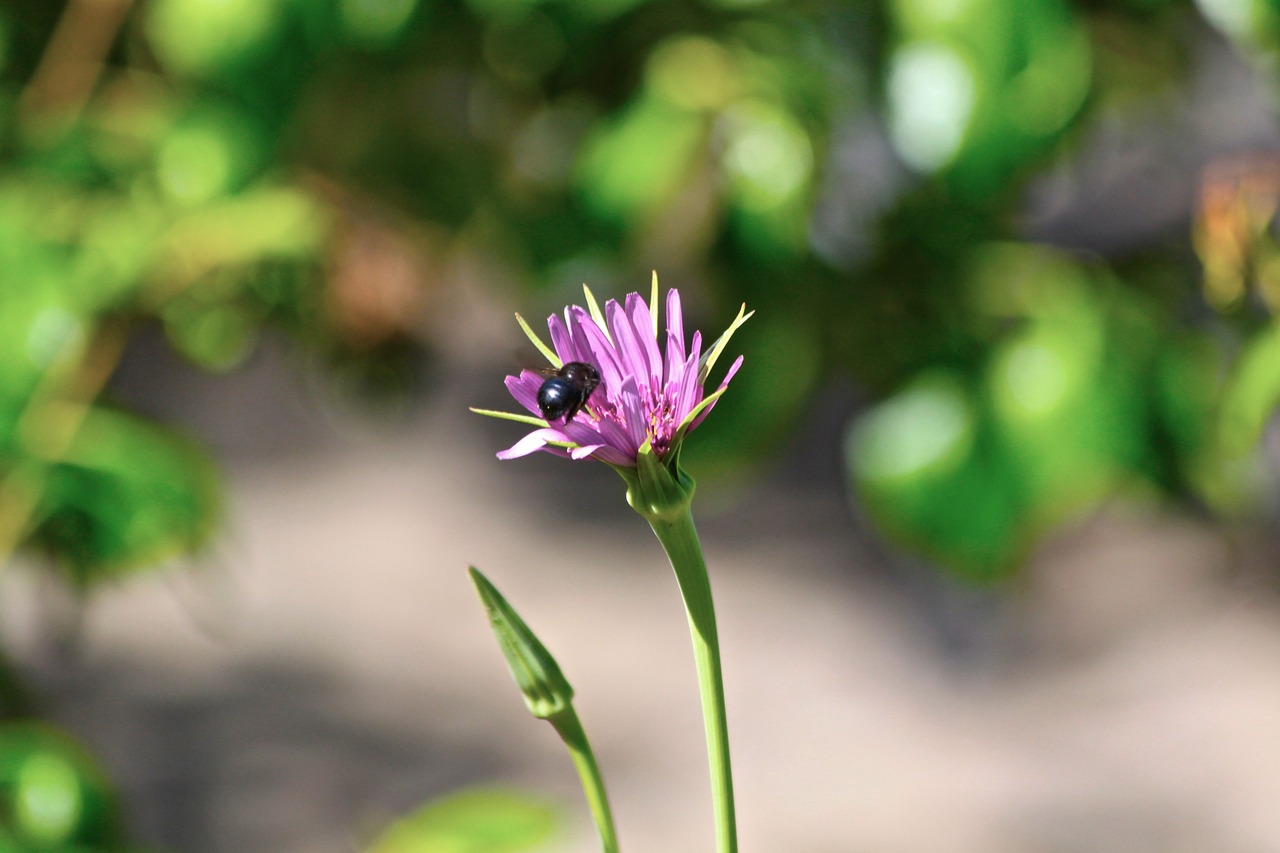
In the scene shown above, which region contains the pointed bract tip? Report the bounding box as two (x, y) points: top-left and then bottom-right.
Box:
(468, 566), (574, 719)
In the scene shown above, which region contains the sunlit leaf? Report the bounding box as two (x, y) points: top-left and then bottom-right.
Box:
(1219, 319), (1280, 457)
(159, 186), (328, 277)
(27, 408), (222, 585)
(885, 0), (1091, 197)
(146, 0), (287, 78)
(156, 103), (269, 206)
(847, 376), (1027, 582)
(0, 722), (119, 848)
(576, 94), (704, 225)
(365, 788), (559, 853)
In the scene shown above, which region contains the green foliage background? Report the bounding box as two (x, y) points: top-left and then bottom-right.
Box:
(1, 0), (1280, 847)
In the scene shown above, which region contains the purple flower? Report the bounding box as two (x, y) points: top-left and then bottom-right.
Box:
(476, 278), (750, 468)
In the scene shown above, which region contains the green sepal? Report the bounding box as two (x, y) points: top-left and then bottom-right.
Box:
(469, 407), (548, 428)
(582, 284), (611, 345)
(611, 442), (695, 524)
(515, 314), (561, 368)
(469, 567), (574, 719)
(698, 304), (753, 386)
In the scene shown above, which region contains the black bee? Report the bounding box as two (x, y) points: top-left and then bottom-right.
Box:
(537, 362), (600, 423)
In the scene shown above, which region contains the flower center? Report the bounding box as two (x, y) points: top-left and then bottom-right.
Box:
(645, 394), (679, 456)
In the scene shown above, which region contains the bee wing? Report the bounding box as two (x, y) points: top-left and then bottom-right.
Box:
(512, 352), (559, 377)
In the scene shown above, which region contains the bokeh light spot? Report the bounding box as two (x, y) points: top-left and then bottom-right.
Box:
(996, 339), (1068, 418)
(340, 0), (418, 45)
(15, 752), (81, 844)
(1195, 0), (1254, 40)
(26, 307), (80, 369)
(851, 378), (973, 482)
(647, 36), (735, 112)
(897, 0), (975, 25)
(146, 0), (282, 78)
(886, 41), (974, 172)
(722, 103), (813, 210)
(157, 126), (232, 206)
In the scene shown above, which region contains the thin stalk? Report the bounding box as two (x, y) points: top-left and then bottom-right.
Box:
(0, 320), (128, 570)
(549, 707), (620, 853)
(647, 507), (736, 853)
(20, 0), (134, 132)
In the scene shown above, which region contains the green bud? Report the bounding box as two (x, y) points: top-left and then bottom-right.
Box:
(469, 567), (574, 719)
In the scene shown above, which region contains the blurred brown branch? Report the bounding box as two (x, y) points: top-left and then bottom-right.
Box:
(19, 0), (134, 134)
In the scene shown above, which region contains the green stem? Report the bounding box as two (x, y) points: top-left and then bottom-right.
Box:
(549, 707), (620, 853)
(648, 506), (737, 853)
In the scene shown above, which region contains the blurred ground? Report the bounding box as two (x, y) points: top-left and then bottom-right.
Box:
(5, 339), (1280, 853)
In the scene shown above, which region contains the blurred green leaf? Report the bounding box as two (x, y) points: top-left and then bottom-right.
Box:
(162, 272), (267, 372)
(145, 0), (287, 78)
(28, 408), (221, 585)
(155, 103), (269, 206)
(1219, 319), (1280, 457)
(338, 0), (422, 48)
(576, 93), (704, 225)
(846, 370), (1028, 580)
(159, 186), (328, 271)
(365, 788), (559, 853)
(886, 0), (1091, 197)
(0, 722), (119, 848)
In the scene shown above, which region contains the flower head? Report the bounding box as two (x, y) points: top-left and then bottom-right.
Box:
(475, 275), (750, 469)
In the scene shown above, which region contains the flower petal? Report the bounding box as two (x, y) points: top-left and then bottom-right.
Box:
(494, 284), (746, 468)
(547, 313), (577, 365)
(665, 288), (685, 385)
(676, 331), (703, 421)
(505, 371), (547, 417)
(564, 410), (639, 460)
(571, 443), (634, 465)
(559, 416), (603, 444)
(607, 299), (658, 401)
(616, 374), (648, 449)
(626, 292), (663, 396)
(497, 427), (570, 460)
(570, 307), (624, 394)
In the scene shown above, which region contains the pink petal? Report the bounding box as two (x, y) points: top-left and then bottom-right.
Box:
(497, 427), (569, 460)
(504, 371), (546, 417)
(606, 299), (657, 401)
(582, 412), (640, 460)
(570, 443), (634, 465)
(560, 417), (605, 445)
(548, 313), (575, 364)
(567, 307), (599, 365)
(570, 308), (624, 395)
(615, 374), (648, 449)
(626, 292), (663, 395)
(665, 288), (685, 385)
(676, 331), (703, 420)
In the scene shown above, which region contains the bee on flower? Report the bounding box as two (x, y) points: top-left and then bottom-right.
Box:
(476, 275), (750, 471)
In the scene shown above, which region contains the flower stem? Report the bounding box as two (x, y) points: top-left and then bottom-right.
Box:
(647, 506), (737, 853)
(549, 707), (620, 853)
